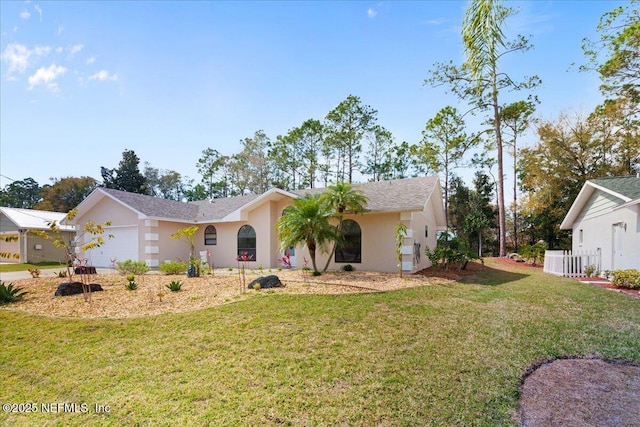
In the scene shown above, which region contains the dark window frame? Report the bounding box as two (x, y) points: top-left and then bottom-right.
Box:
(204, 225), (217, 246)
(237, 224), (257, 260)
(335, 219), (361, 264)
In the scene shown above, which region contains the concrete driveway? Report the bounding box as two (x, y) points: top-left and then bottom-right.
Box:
(0, 267), (114, 282)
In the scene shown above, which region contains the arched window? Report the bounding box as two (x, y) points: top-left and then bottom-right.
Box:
(335, 219), (361, 263)
(237, 225), (256, 260)
(204, 225), (217, 245)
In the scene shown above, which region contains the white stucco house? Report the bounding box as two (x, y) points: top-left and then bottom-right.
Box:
(560, 175), (640, 271)
(0, 207), (75, 264)
(67, 177), (447, 273)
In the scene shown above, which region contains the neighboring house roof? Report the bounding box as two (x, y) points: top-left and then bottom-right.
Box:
(0, 207), (74, 231)
(73, 176), (445, 225)
(560, 175), (640, 229)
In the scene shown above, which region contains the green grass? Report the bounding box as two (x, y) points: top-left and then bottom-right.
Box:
(1, 259), (639, 426)
(0, 262), (65, 272)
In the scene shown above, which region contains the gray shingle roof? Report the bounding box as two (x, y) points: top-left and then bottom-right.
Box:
(99, 176), (441, 222)
(591, 176), (640, 200)
(190, 193), (260, 221)
(101, 188), (199, 220)
(293, 176), (440, 212)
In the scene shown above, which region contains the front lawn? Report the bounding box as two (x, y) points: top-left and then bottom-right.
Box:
(1, 259), (639, 426)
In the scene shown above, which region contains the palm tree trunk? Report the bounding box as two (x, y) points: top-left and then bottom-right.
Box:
(308, 242), (319, 273)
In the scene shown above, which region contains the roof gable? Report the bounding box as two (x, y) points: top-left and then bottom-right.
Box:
(560, 176), (640, 229)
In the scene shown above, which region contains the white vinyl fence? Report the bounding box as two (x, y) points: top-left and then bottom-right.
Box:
(543, 250), (601, 278)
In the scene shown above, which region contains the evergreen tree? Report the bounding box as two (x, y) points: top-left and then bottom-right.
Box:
(101, 149), (149, 194)
(0, 178), (41, 208)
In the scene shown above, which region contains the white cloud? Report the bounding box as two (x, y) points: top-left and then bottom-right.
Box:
(20, 9), (31, 20)
(2, 43), (32, 74)
(28, 63), (67, 91)
(34, 4), (42, 21)
(86, 56), (96, 64)
(69, 44), (84, 55)
(89, 70), (117, 81)
(33, 45), (51, 56)
(2, 43), (53, 76)
(56, 25), (64, 35)
(367, 8), (377, 18)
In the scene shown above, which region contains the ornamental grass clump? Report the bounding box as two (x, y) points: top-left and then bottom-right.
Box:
(0, 281), (28, 304)
(166, 280), (183, 292)
(125, 274), (138, 291)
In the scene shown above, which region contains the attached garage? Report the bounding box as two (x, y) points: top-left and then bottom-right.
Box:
(85, 226), (138, 267)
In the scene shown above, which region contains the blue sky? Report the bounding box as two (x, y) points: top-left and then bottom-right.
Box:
(0, 1), (615, 190)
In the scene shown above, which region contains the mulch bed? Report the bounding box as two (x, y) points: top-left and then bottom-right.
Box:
(518, 356), (640, 427)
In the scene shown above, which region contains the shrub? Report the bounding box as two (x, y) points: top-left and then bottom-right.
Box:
(124, 273), (137, 290)
(611, 269), (640, 290)
(341, 264), (355, 272)
(117, 260), (150, 275)
(0, 282), (28, 304)
(159, 261), (188, 275)
(312, 270), (322, 277)
(584, 265), (596, 277)
(166, 280), (182, 292)
(519, 241), (547, 265)
(56, 270), (67, 278)
(425, 235), (477, 271)
(200, 263), (212, 275)
(252, 283), (261, 291)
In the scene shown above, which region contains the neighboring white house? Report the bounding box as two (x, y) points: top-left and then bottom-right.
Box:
(560, 175), (640, 272)
(67, 177), (447, 273)
(0, 207), (75, 264)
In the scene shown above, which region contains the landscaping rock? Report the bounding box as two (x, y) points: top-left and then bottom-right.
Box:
(248, 275), (284, 289)
(54, 282), (104, 296)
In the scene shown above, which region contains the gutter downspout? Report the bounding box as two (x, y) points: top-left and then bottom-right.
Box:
(19, 229), (27, 263)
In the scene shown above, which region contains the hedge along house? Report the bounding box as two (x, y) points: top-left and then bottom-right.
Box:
(67, 177), (446, 273)
(560, 175), (640, 272)
(0, 207), (75, 264)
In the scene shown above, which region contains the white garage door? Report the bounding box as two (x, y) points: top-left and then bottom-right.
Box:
(84, 226), (138, 268)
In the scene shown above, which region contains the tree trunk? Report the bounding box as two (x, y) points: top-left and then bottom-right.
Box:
(308, 242), (318, 273)
(493, 81), (507, 257)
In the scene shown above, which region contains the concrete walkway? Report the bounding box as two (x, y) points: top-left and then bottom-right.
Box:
(0, 268), (114, 282)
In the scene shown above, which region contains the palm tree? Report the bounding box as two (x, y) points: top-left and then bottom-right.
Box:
(319, 181), (368, 272)
(276, 194), (337, 274)
(462, 0), (509, 257)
